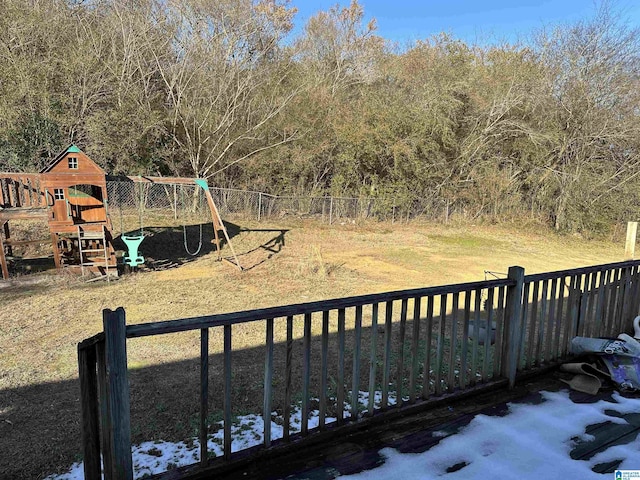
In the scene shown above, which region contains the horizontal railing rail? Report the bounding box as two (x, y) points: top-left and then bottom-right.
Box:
(125, 278), (516, 338)
(523, 259), (640, 282)
(78, 260), (640, 480)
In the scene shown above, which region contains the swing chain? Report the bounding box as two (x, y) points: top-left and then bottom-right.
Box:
(180, 184), (203, 256)
(183, 223), (203, 256)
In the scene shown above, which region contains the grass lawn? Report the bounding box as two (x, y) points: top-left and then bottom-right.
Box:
(0, 218), (627, 479)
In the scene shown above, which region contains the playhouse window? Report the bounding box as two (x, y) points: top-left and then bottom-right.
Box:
(68, 157), (78, 169)
(54, 188), (65, 200)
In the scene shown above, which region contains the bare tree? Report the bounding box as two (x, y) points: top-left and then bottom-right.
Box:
(149, 0), (300, 179)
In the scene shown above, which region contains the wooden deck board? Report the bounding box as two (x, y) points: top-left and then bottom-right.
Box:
(189, 375), (559, 480)
(191, 374), (639, 480)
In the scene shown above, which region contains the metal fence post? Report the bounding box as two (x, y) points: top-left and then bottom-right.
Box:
(329, 197), (333, 225)
(258, 192), (262, 222)
(503, 266), (525, 388)
(103, 308), (133, 480)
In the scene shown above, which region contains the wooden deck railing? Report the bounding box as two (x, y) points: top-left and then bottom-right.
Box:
(0, 173), (47, 208)
(77, 260), (640, 480)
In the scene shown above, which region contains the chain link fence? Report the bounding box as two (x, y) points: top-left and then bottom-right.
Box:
(208, 188), (547, 224)
(105, 181), (547, 234)
(106, 181), (210, 238)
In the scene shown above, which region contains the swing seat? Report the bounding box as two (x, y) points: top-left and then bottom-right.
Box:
(122, 235), (145, 267)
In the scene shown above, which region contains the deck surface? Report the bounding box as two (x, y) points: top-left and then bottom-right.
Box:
(206, 374), (639, 480)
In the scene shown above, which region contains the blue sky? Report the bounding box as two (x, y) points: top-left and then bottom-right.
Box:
(290, 0), (640, 45)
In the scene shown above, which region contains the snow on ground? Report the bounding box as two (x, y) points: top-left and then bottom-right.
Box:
(47, 389), (640, 480)
(341, 390), (640, 480)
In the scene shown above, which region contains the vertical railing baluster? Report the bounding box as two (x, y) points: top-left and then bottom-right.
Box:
(552, 278), (565, 360)
(223, 324), (232, 460)
(577, 273), (590, 337)
(470, 289), (481, 386)
(544, 278), (558, 363)
(527, 281), (539, 369)
(367, 303), (379, 416)
(578, 274), (589, 340)
(631, 265), (640, 319)
(263, 319), (274, 448)
(612, 268), (623, 334)
(200, 328), (209, 465)
(283, 316), (293, 441)
(409, 297), (422, 403)
(535, 280), (549, 366)
(302, 313), (312, 435)
(519, 283), (530, 370)
(460, 291), (471, 388)
(568, 275), (581, 352)
(621, 267), (633, 333)
(351, 305), (363, 420)
(482, 289), (493, 381)
(381, 301), (393, 408)
(396, 298), (408, 406)
(493, 286), (505, 378)
(319, 311), (329, 429)
(631, 266), (640, 319)
(602, 270), (613, 337)
(447, 293), (459, 392)
(602, 269), (616, 337)
(435, 294), (447, 395)
(611, 269), (623, 335)
(422, 296), (434, 399)
(593, 271), (606, 338)
(584, 271), (598, 337)
(604, 270), (618, 337)
(337, 308), (346, 424)
(559, 277), (571, 356)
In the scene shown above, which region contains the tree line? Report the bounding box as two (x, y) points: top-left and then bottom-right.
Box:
(1, 0), (639, 234)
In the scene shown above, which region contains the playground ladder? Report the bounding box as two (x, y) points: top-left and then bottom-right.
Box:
(77, 225), (112, 281)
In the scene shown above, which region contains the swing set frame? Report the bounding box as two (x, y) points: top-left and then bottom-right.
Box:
(110, 175), (242, 271)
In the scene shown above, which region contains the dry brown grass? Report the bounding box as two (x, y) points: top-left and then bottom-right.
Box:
(0, 217), (626, 478)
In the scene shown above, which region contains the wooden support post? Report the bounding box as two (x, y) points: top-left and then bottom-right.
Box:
(503, 265), (525, 389)
(0, 222), (9, 280)
(78, 343), (102, 480)
(625, 221), (637, 259)
(102, 308), (133, 480)
(51, 233), (62, 271)
(197, 181), (241, 269)
(97, 340), (114, 479)
(3, 220), (12, 256)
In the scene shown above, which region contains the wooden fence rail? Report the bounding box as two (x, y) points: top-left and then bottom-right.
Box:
(77, 260), (640, 480)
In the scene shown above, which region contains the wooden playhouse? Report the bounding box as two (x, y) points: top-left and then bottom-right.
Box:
(0, 145), (238, 280)
(0, 145), (116, 279)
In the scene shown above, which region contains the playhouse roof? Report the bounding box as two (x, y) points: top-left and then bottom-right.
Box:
(41, 145), (104, 174)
